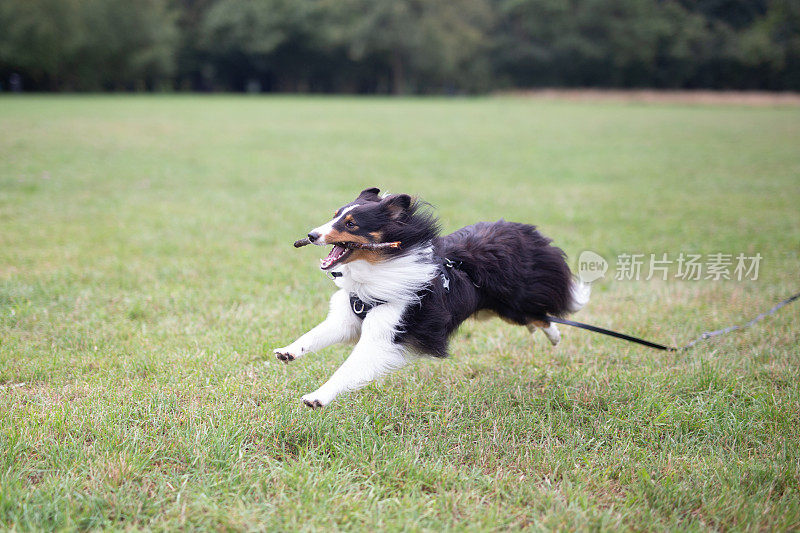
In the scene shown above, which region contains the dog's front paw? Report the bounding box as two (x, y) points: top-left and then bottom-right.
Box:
(301, 391), (331, 409)
(302, 398), (323, 409)
(274, 346), (300, 363)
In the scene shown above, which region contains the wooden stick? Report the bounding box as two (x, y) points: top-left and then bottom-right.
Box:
(345, 241), (401, 250)
(293, 238), (401, 250)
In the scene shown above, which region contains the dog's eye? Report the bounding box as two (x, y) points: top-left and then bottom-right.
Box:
(345, 220), (356, 229)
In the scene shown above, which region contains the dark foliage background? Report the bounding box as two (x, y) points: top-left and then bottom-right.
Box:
(1, 0), (798, 93)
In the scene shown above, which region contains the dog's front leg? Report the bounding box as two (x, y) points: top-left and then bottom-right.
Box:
(274, 290), (361, 362)
(301, 302), (407, 408)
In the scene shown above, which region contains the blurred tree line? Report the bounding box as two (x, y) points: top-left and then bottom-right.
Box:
(1, 0), (798, 93)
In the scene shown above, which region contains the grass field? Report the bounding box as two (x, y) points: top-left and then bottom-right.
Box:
(1, 95), (799, 531)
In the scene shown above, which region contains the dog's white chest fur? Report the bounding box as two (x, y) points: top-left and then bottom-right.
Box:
(331, 245), (439, 306)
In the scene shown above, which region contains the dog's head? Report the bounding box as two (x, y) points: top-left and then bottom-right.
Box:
(307, 187), (427, 270)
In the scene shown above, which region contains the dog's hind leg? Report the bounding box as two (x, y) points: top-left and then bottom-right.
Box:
(301, 302), (407, 408)
(274, 290), (361, 362)
(526, 319), (561, 347)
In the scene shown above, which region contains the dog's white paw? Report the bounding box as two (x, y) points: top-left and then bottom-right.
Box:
(274, 345), (302, 363)
(301, 391), (332, 409)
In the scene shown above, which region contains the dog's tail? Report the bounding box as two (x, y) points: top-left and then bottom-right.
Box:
(566, 279), (591, 314)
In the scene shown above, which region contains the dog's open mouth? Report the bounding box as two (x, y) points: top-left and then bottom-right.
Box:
(320, 244), (353, 270)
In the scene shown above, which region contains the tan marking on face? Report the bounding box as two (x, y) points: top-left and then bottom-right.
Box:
(343, 249), (384, 264)
(323, 229), (369, 245)
(369, 231), (383, 242)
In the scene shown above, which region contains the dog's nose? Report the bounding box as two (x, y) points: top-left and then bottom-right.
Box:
(307, 232), (321, 243)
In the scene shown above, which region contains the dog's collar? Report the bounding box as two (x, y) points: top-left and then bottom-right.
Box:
(442, 257), (463, 270)
(440, 257), (480, 291)
(328, 272), (373, 319)
(349, 295), (377, 320)
(439, 257), (465, 292)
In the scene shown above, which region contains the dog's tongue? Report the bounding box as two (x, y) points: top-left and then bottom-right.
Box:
(320, 245), (347, 269)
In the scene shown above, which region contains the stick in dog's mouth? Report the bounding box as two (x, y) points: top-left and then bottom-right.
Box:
(293, 238), (401, 250)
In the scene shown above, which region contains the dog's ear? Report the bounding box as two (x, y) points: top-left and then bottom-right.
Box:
(381, 194), (411, 219)
(358, 187), (381, 199)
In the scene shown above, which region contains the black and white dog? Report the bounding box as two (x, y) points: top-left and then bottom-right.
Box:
(275, 188), (590, 407)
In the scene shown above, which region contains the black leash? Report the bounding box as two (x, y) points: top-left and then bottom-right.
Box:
(546, 315), (677, 351)
(545, 291), (800, 351)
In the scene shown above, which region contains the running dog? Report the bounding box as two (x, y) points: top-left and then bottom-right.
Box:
(275, 188), (589, 407)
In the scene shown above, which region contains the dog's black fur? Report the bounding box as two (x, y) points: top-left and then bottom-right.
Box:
(342, 190), (578, 358)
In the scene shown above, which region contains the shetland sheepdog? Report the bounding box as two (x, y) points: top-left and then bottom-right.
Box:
(275, 188), (590, 407)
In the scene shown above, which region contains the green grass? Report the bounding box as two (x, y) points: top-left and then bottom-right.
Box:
(1, 95), (799, 531)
